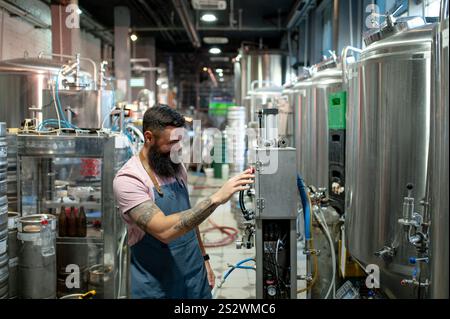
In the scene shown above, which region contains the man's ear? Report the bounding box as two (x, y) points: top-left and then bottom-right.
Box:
(144, 131), (154, 145)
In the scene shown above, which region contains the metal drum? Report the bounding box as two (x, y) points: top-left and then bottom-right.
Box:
(0, 197), (7, 230)
(345, 18), (434, 299)
(293, 60), (343, 189)
(429, 1), (449, 299)
(18, 214), (57, 299)
(7, 212), (19, 298)
(88, 264), (112, 299)
(0, 251), (8, 299)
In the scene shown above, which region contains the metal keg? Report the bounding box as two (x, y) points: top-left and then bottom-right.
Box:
(0, 197), (7, 230)
(18, 214), (57, 299)
(7, 212), (19, 298)
(88, 264), (111, 299)
(0, 251), (8, 299)
(0, 171), (7, 198)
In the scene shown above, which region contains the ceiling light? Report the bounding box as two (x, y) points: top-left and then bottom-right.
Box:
(130, 34), (138, 42)
(161, 83), (169, 90)
(201, 13), (217, 22)
(203, 37), (228, 44)
(202, 67), (208, 72)
(77, 8), (82, 15)
(215, 68), (223, 73)
(210, 57), (229, 62)
(209, 47), (221, 54)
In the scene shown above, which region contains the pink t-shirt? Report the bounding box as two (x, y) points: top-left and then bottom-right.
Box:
(113, 155), (187, 246)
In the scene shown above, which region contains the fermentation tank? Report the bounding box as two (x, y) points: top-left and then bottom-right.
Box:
(235, 49), (288, 122)
(428, 1), (449, 299)
(345, 17), (434, 299)
(293, 59), (343, 189)
(0, 57), (113, 129)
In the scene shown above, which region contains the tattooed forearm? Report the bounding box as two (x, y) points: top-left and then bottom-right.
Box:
(174, 198), (219, 231)
(128, 200), (161, 232)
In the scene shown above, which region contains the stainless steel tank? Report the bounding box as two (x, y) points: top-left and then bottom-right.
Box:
(18, 214), (56, 299)
(0, 58), (113, 129)
(345, 17), (434, 299)
(238, 50), (287, 121)
(293, 60), (343, 189)
(239, 50), (287, 102)
(428, 1), (449, 299)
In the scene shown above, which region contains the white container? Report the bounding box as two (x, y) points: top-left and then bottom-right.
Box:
(204, 168), (214, 179)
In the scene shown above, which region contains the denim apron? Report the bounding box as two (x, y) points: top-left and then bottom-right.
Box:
(130, 177), (212, 299)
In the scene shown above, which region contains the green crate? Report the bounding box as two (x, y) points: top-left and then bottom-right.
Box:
(328, 91), (347, 130)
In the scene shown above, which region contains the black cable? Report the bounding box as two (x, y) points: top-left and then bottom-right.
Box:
(239, 190), (252, 221)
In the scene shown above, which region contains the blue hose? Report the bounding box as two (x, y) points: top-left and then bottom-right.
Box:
(297, 174), (311, 241)
(223, 258), (255, 281)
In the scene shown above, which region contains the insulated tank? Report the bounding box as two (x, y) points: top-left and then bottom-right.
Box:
(428, 1), (449, 299)
(293, 60), (343, 189)
(345, 17), (434, 299)
(0, 57), (113, 129)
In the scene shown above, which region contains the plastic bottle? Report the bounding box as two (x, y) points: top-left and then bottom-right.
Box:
(77, 206), (87, 237)
(58, 206), (67, 237)
(40, 219), (55, 257)
(67, 206), (77, 237)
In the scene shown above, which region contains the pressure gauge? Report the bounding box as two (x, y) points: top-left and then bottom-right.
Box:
(267, 285), (277, 297)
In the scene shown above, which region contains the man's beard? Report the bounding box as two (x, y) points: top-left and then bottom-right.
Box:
(147, 144), (181, 178)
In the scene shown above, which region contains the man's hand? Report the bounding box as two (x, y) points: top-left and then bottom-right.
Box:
(204, 260), (216, 289)
(211, 168), (255, 205)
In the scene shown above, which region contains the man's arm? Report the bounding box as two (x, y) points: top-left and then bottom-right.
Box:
(127, 169), (254, 244)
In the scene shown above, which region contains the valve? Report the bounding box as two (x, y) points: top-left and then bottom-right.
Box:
(408, 257), (429, 264)
(374, 246), (396, 259)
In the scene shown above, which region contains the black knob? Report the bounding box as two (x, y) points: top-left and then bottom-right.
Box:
(406, 183), (414, 190)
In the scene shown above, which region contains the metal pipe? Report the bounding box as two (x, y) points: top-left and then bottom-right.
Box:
(286, 0), (315, 29)
(172, 0), (201, 48)
(333, 0), (340, 54)
(0, 0), (50, 29)
(230, 0), (234, 27)
(37, 52), (98, 90)
(239, 9), (242, 30)
(304, 15), (309, 67)
(136, 0), (175, 44)
(287, 29), (293, 79)
(133, 26), (287, 32)
(441, 0), (449, 21)
(341, 46), (362, 84)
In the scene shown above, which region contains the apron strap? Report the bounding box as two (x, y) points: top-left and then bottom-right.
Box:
(139, 151), (163, 196)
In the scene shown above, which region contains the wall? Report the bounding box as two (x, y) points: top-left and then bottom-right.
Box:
(0, 0), (103, 63)
(0, 2), (52, 60)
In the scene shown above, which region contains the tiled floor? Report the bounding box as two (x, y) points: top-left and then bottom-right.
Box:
(188, 173), (307, 299)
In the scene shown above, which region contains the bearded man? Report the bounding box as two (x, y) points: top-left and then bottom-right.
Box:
(113, 104), (254, 299)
